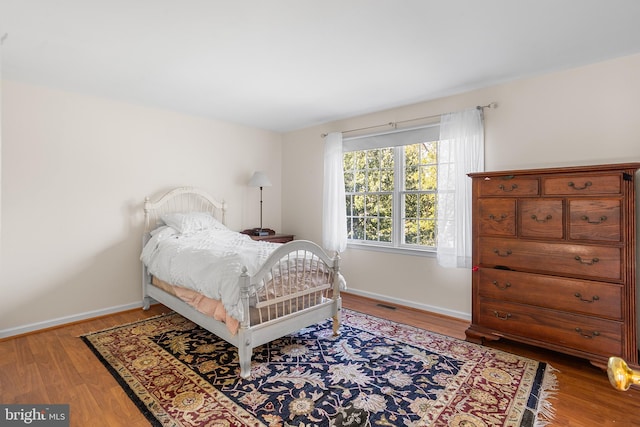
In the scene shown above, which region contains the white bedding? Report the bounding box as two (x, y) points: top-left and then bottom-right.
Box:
(141, 226), (281, 321)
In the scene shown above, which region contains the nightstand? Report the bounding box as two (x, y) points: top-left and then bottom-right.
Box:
(250, 233), (294, 243)
(241, 229), (294, 243)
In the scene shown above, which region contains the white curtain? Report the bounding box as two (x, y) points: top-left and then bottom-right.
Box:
(436, 108), (484, 268)
(322, 132), (348, 253)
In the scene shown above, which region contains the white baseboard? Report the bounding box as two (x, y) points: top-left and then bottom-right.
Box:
(0, 292), (471, 339)
(0, 301), (144, 339)
(343, 288), (471, 321)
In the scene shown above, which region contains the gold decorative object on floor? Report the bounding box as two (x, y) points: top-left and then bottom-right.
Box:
(608, 356), (640, 391)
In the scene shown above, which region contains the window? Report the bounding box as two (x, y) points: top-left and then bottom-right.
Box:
(343, 125), (440, 252)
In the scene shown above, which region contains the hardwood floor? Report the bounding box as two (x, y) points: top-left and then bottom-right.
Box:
(1, 292), (639, 426)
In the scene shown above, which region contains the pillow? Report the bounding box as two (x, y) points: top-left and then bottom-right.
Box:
(160, 212), (226, 234)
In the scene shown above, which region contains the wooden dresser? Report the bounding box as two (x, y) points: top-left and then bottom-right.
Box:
(466, 163), (640, 369)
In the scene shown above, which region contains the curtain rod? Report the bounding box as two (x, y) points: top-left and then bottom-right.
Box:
(321, 102), (497, 138)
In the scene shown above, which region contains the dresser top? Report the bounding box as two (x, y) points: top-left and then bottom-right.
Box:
(468, 162), (640, 178)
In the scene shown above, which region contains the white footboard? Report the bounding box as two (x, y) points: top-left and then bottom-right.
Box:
(235, 239), (342, 377)
(241, 240), (340, 326)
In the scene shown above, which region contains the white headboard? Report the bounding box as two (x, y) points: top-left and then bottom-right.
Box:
(143, 186), (227, 232)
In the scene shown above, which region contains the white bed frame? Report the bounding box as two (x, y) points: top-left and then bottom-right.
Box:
(141, 186), (342, 378)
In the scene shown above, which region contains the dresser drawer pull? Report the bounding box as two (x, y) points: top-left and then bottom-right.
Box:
(493, 249), (512, 257)
(574, 292), (600, 303)
(492, 280), (512, 290)
(493, 311), (512, 320)
(531, 214), (552, 223)
(488, 213), (508, 222)
(574, 327), (600, 339)
(498, 184), (518, 192)
(568, 181), (592, 190)
(581, 215), (607, 224)
(574, 256), (599, 265)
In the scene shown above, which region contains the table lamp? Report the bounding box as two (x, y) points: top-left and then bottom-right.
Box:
(248, 171), (272, 235)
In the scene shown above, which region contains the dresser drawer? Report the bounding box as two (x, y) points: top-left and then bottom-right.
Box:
(569, 199), (621, 242)
(478, 199), (516, 236)
(478, 298), (622, 356)
(479, 237), (622, 281)
(479, 177), (539, 197)
(477, 268), (622, 319)
(519, 199), (564, 239)
(543, 174), (622, 196)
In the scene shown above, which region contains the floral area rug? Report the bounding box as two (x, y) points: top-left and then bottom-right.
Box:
(81, 309), (556, 427)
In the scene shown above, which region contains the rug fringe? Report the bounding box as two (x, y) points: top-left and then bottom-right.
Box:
(533, 365), (559, 427)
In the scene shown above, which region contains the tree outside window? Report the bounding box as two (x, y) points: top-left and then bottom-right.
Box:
(344, 141), (438, 250)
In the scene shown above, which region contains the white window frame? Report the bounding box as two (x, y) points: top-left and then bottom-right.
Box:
(343, 124), (440, 256)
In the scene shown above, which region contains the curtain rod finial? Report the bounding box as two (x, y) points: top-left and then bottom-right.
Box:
(478, 102), (498, 111)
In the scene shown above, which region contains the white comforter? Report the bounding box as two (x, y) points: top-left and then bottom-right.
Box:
(141, 226), (281, 321)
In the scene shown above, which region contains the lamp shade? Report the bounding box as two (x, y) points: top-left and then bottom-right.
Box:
(248, 171), (272, 187)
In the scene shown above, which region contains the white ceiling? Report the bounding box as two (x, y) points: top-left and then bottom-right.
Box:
(2, 0), (640, 132)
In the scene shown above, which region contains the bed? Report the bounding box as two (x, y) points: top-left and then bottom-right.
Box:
(140, 186), (343, 378)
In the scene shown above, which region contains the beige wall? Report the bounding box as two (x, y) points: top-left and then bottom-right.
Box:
(3, 53), (639, 335)
(282, 53), (640, 319)
(0, 80), (282, 335)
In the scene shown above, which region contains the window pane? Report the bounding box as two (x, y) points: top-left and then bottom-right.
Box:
(367, 150), (380, 169)
(404, 193), (417, 218)
(404, 219), (418, 244)
(419, 219), (436, 246)
(422, 141), (437, 164)
(353, 217), (365, 240)
(404, 144), (419, 167)
(405, 166), (419, 190)
(367, 169), (380, 192)
(365, 217), (379, 241)
(343, 152), (355, 170)
(379, 194), (392, 217)
(381, 147), (394, 168)
(379, 218), (392, 242)
(354, 170), (366, 192)
(381, 168), (394, 191)
(345, 195), (353, 216)
(420, 165), (437, 191)
(355, 151), (367, 169)
(344, 171), (354, 192)
(365, 194), (378, 216)
(419, 193), (436, 219)
(353, 195), (365, 217)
